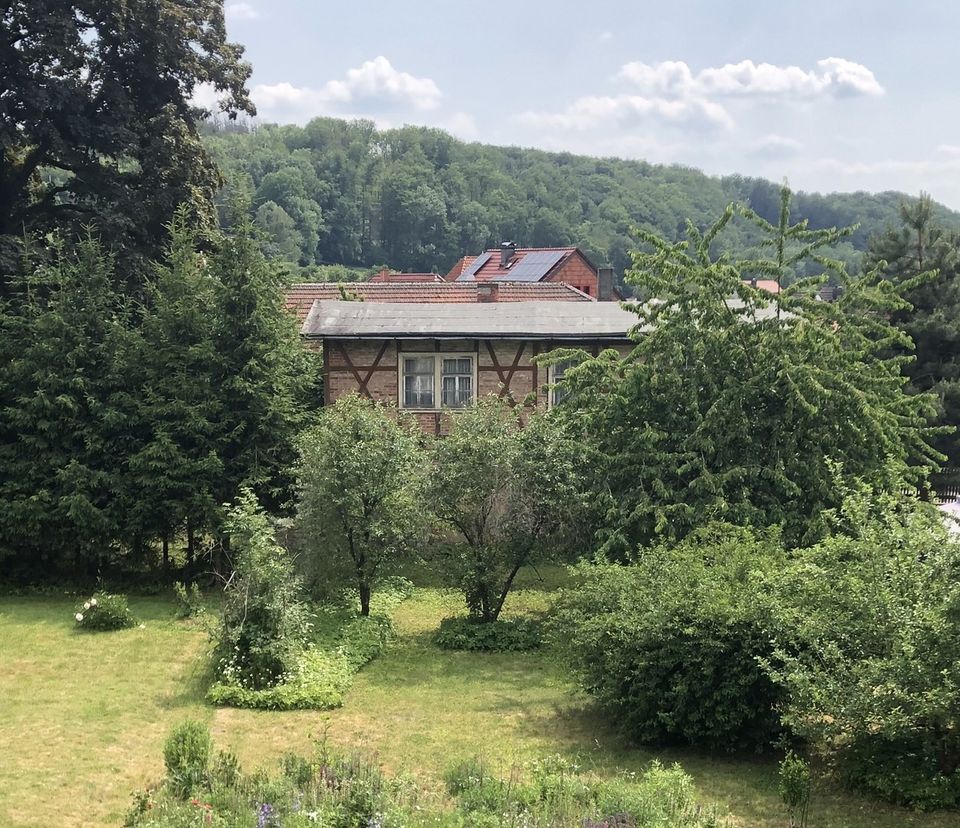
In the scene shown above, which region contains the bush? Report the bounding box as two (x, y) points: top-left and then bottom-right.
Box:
(211, 489), (313, 691)
(73, 591), (136, 631)
(551, 525), (786, 752)
(172, 581), (204, 619)
(208, 578), (411, 710)
(769, 482), (960, 809)
(436, 616), (542, 652)
(163, 720), (212, 798)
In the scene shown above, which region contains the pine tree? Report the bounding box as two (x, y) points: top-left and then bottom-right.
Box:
(867, 193), (960, 474)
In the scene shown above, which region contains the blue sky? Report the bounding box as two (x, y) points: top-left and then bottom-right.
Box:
(215, 0), (960, 208)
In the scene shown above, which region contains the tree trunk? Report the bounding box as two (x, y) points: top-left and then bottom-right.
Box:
(161, 536), (169, 570)
(186, 519), (195, 582)
(359, 580), (371, 617)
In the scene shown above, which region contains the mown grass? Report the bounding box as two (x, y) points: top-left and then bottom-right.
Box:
(1, 574), (957, 827)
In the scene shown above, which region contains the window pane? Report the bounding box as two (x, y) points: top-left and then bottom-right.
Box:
(403, 359), (434, 408)
(441, 375), (472, 408)
(551, 359), (575, 406)
(442, 357), (472, 376)
(404, 356), (434, 374)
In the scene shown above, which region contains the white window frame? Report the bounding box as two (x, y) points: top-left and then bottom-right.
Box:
(548, 358), (577, 408)
(398, 350), (477, 411)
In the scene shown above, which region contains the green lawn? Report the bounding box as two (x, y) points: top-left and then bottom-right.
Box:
(1, 577), (956, 827)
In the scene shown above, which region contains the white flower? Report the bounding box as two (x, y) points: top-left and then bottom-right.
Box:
(89, 598), (98, 606)
(75, 613), (84, 622)
(83, 602), (91, 610)
(138, 623), (145, 629)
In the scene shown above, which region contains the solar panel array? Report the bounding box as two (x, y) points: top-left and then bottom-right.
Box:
(493, 250), (566, 282)
(456, 251), (492, 281)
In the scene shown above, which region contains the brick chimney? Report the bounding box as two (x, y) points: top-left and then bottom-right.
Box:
(499, 241), (517, 268)
(477, 283), (500, 302)
(597, 267), (615, 301)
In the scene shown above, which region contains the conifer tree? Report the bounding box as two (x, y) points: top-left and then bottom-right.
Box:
(866, 193), (960, 473)
(556, 187), (942, 552)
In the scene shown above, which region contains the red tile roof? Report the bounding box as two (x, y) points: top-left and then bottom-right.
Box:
(369, 269), (444, 283)
(745, 279), (782, 294)
(444, 256), (475, 281)
(464, 247), (579, 282)
(285, 281), (594, 322)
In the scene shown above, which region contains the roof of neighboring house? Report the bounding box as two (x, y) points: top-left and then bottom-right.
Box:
(745, 279), (782, 294)
(285, 281), (594, 322)
(369, 269), (444, 283)
(444, 256), (475, 280)
(302, 300), (638, 340)
(457, 247), (587, 282)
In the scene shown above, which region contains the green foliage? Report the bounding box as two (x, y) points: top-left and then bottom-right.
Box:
(162, 720), (212, 799)
(778, 752), (811, 828)
(445, 755), (724, 827)
(429, 398), (589, 622)
(552, 525), (786, 752)
(867, 192), (960, 469)
(208, 576), (411, 711)
(297, 395), (426, 616)
(172, 582), (205, 620)
(436, 616), (542, 652)
(204, 117), (959, 280)
(211, 490), (313, 691)
(768, 481), (960, 809)
(131, 731), (724, 828)
(557, 187), (942, 552)
(73, 592), (136, 631)
(1, 0), (254, 281)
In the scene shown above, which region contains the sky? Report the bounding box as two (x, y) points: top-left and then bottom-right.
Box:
(214, 0), (960, 208)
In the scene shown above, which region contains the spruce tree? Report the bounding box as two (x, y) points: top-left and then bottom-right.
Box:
(866, 193), (960, 474)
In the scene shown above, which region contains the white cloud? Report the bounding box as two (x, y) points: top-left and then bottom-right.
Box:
(619, 57), (884, 100)
(252, 56), (442, 123)
(225, 2), (259, 21)
(748, 134), (803, 160)
(521, 93), (732, 132)
(937, 144), (960, 157)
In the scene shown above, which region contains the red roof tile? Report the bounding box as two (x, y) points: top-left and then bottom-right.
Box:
(369, 269), (444, 283)
(444, 256), (476, 281)
(285, 281), (594, 322)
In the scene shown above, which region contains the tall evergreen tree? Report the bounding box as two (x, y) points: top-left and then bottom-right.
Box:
(556, 188), (942, 552)
(0, 237), (141, 576)
(867, 193), (960, 473)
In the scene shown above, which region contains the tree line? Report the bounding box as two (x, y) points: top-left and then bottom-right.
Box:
(202, 116), (960, 282)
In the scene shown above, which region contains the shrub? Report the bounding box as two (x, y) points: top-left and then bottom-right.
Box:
(208, 578), (411, 710)
(778, 752), (811, 828)
(769, 482), (960, 809)
(551, 524), (786, 752)
(211, 489), (313, 691)
(172, 581), (204, 619)
(163, 720), (212, 798)
(73, 591), (136, 631)
(436, 616), (542, 652)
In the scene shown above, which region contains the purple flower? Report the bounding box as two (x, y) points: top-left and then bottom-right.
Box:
(256, 802), (274, 828)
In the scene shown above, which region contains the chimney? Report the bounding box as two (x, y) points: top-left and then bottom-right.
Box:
(597, 267), (614, 301)
(477, 283), (500, 303)
(499, 241), (517, 268)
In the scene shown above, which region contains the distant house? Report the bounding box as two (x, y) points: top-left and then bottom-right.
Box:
(286, 243), (626, 432)
(300, 297), (637, 434)
(446, 242), (615, 299)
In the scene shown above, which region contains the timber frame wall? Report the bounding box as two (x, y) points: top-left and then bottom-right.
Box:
(314, 337), (630, 435)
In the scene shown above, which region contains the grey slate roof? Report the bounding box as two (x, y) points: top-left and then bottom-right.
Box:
(301, 300), (639, 340)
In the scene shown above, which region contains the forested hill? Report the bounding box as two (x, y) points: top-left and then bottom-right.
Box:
(203, 117), (960, 282)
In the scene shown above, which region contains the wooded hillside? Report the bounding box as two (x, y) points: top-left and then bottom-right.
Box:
(203, 117), (960, 282)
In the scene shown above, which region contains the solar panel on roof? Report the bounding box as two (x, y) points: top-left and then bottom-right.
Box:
(457, 251), (491, 281)
(493, 250), (566, 282)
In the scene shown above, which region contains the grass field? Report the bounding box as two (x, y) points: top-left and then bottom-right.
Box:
(1, 574), (957, 827)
